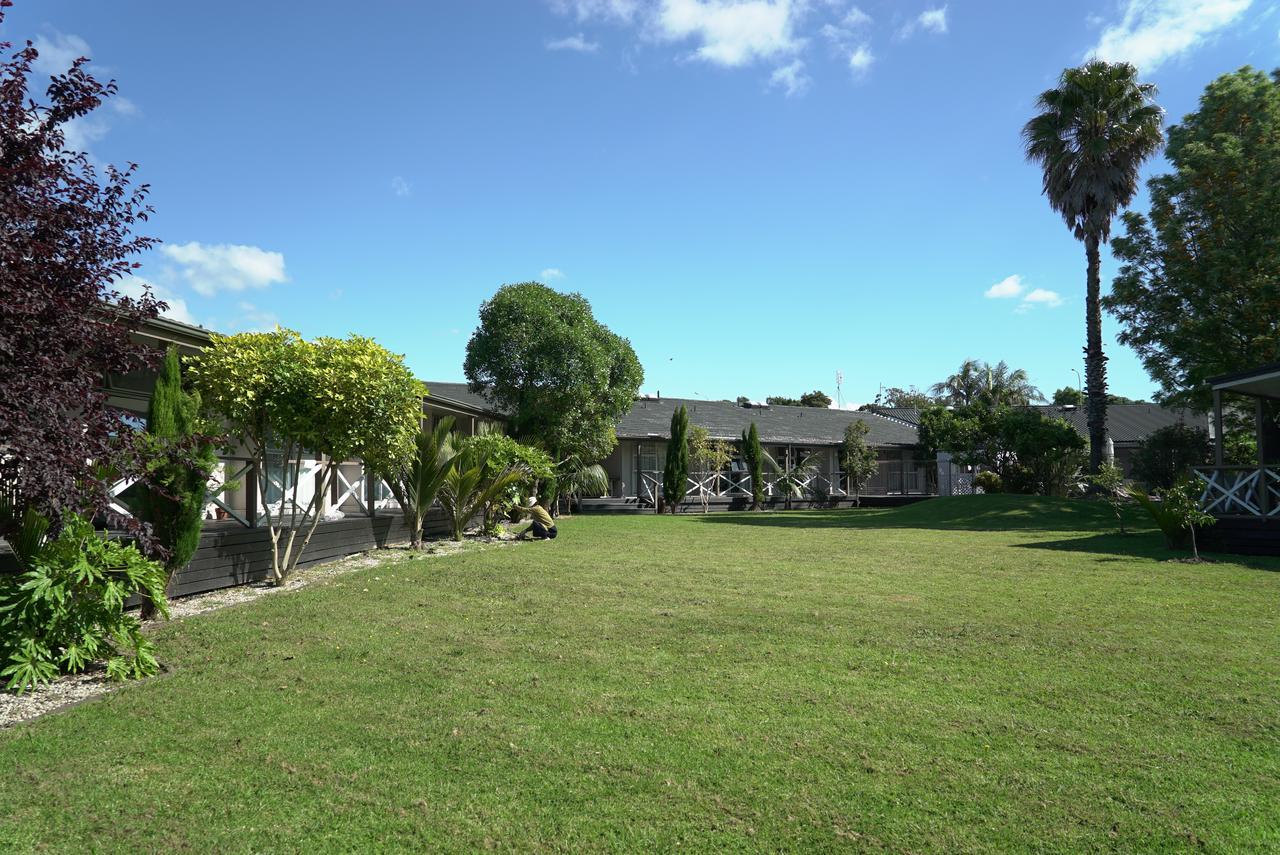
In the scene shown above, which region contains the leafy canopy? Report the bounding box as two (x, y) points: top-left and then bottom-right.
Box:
(191, 329), (422, 467)
(464, 283), (643, 462)
(921, 404), (1085, 496)
(839, 420), (880, 505)
(190, 329), (422, 581)
(1105, 67), (1280, 412)
(1023, 60), (1164, 244)
(930, 360), (1043, 407)
(1129, 423), (1212, 491)
(767, 391), (831, 408)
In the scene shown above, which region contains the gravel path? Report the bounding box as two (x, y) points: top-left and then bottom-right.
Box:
(0, 534), (521, 729)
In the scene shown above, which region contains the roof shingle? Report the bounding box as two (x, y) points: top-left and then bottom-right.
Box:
(617, 397), (919, 447)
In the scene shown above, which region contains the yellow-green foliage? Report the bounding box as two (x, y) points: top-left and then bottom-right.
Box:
(190, 328), (422, 471)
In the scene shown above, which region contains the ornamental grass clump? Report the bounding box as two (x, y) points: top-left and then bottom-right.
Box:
(0, 515), (168, 694)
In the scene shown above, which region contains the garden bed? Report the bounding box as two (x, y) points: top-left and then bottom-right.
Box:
(0, 533), (521, 729)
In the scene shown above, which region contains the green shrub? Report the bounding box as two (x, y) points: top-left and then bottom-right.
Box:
(974, 471), (1003, 494)
(460, 433), (555, 519)
(1131, 424), (1212, 490)
(1126, 479), (1217, 557)
(0, 515), (168, 694)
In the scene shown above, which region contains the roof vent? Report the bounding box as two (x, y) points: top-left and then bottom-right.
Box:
(1060, 404), (1077, 411)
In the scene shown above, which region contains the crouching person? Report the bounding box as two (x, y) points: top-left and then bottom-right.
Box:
(516, 496), (557, 540)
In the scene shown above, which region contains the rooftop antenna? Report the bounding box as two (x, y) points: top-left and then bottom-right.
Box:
(835, 370), (844, 409)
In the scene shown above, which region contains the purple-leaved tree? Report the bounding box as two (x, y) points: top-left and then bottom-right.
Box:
(0, 0), (164, 541)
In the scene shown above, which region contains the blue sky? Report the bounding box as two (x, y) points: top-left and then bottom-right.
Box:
(7, 1), (1279, 405)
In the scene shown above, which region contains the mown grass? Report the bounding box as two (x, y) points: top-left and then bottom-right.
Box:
(1, 495), (1277, 852)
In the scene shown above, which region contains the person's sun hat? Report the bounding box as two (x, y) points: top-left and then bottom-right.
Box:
(525, 496), (538, 507)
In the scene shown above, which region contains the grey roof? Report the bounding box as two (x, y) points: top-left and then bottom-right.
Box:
(868, 407), (924, 427)
(423, 381), (503, 415)
(1032, 403), (1207, 445)
(617, 397), (919, 447)
(867, 403), (1206, 445)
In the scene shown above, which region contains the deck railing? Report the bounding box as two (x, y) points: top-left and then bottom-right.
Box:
(1195, 466), (1280, 518)
(637, 463), (936, 508)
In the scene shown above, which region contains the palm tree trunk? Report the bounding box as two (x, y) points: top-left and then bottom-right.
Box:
(1084, 233), (1108, 475)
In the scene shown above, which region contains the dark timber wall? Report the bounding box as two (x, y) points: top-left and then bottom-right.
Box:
(169, 509), (453, 598)
(1198, 517), (1280, 557)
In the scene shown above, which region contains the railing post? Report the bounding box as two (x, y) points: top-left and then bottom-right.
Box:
(1214, 388), (1224, 467)
(1258, 398), (1269, 517)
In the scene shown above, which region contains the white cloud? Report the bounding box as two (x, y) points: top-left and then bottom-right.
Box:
(768, 59), (811, 95)
(1023, 288), (1064, 307)
(1089, 0), (1253, 71)
(821, 6), (873, 42)
(847, 44), (874, 73)
(232, 301), (280, 333)
(899, 5), (948, 38)
(841, 6), (873, 28)
(59, 116), (110, 154)
(984, 274), (1025, 299)
(111, 96), (140, 117)
(540, 267), (566, 280)
(656, 0), (805, 67)
(115, 277), (197, 326)
(917, 6), (948, 33)
(819, 6), (874, 76)
(547, 32), (601, 51)
(31, 33), (138, 157)
(391, 176), (411, 197)
(162, 242), (287, 297)
(31, 32), (93, 76)
(550, 0), (643, 22)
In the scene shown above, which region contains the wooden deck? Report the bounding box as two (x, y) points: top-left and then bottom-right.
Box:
(169, 508), (457, 598)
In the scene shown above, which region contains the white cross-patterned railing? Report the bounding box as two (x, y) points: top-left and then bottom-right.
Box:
(638, 470), (860, 507)
(207, 457), (254, 527)
(259, 456), (324, 522)
(333, 464), (368, 515)
(1195, 466), (1280, 518)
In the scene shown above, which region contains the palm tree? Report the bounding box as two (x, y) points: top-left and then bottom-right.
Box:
(384, 416), (459, 549)
(438, 443), (528, 541)
(931, 359), (1043, 407)
(1023, 61), (1163, 473)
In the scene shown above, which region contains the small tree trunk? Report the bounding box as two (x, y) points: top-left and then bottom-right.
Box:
(284, 464), (335, 579)
(1084, 232), (1108, 477)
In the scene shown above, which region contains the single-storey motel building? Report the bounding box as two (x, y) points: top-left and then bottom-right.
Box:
(68, 317), (1213, 598)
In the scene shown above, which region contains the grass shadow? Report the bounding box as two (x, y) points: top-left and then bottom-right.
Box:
(690, 494), (1134, 534)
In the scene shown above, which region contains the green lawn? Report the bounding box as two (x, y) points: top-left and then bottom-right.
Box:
(2, 496), (1278, 852)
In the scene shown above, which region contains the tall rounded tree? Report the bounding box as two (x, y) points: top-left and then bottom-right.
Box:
(463, 283), (644, 466)
(1023, 61), (1163, 473)
(1104, 68), (1280, 451)
(662, 405), (689, 514)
